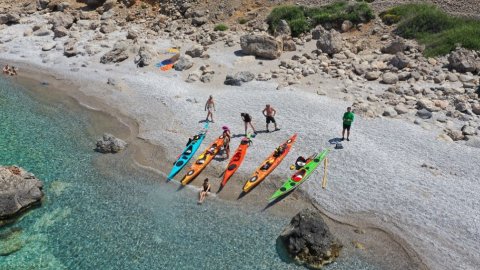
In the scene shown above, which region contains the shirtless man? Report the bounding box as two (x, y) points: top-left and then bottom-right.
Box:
(262, 104), (279, 132)
(204, 95), (215, 123)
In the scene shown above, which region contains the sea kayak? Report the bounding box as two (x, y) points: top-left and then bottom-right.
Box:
(269, 149), (329, 201)
(181, 134), (225, 186)
(242, 134), (297, 193)
(221, 136), (252, 187)
(167, 122), (209, 180)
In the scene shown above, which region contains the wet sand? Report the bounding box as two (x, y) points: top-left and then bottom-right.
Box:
(4, 63), (427, 270)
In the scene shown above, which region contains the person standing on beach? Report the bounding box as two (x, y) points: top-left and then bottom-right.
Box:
(241, 113), (257, 136)
(262, 104), (279, 132)
(342, 107), (354, 141)
(204, 95), (215, 123)
(222, 126), (231, 159)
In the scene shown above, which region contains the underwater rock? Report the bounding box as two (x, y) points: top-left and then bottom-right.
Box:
(95, 133), (127, 153)
(280, 209), (342, 269)
(0, 166), (43, 220)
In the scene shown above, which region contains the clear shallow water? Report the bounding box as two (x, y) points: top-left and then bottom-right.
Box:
(0, 77), (379, 269)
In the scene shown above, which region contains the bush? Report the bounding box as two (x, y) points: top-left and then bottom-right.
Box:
(267, 1), (374, 37)
(238, 18), (249, 25)
(214, 24), (229, 31)
(380, 4), (480, 56)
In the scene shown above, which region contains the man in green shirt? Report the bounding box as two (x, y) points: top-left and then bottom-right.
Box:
(342, 107), (354, 141)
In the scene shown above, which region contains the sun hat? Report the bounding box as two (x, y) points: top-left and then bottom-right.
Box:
(222, 126), (230, 131)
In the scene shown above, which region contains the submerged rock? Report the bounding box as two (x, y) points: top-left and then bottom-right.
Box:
(280, 209), (342, 269)
(0, 166), (44, 219)
(95, 133), (127, 153)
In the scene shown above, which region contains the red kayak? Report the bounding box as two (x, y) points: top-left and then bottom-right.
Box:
(221, 137), (251, 187)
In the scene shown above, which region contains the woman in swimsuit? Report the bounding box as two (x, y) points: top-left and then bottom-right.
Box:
(241, 113), (257, 136)
(204, 95), (215, 123)
(222, 126), (231, 158)
(198, 178), (211, 204)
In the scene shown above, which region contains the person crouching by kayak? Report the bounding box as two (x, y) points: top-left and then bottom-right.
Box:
(222, 126), (231, 159)
(342, 107), (354, 141)
(241, 113), (257, 136)
(198, 178), (211, 204)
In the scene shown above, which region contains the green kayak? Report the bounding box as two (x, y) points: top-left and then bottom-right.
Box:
(269, 149), (329, 201)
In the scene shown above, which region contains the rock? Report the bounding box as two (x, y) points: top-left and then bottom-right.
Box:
(103, 0), (116, 11)
(185, 44), (205, 58)
(100, 21), (117, 34)
(276, 20), (291, 37)
(353, 63), (368, 75)
(416, 109), (432, 119)
(95, 133), (127, 153)
(283, 39), (296, 51)
(63, 39), (78, 57)
(448, 48), (480, 73)
(174, 55), (194, 71)
(311, 25), (326, 40)
(280, 209), (342, 269)
(455, 102), (470, 112)
(134, 46), (155, 67)
(434, 74), (446, 83)
(240, 34), (282, 60)
(200, 74), (213, 83)
(394, 104), (409, 115)
(84, 0), (107, 7)
(381, 72), (398, 84)
(42, 42), (56, 51)
(383, 106), (397, 117)
(341, 20), (353, 32)
(381, 39), (406, 54)
(100, 41), (129, 64)
(256, 72), (272, 81)
(437, 133), (454, 142)
(388, 52), (410, 70)
(446, 73), (459, 82)
(0, 13), (20, 25)
(365, 71), (381, 81)
(465, 137), (480, 148)
(417, 99), (435, 111)
(224, 71), (255, 86)
(462, 125), (477, 136)
(0, 166), (43, 219)
(126, 29), (138, 40)
(33, 28), (52, 37)
(48, 12), (74, 29)
(316, 29), (342, 55)
(447, 129), (464, 141)
(192, 17), (207, 26)
(458, 74), (473, 83)
(53, 26), (68, 38)
(472, 104), (480, 115)
(185, 72), (201, 83)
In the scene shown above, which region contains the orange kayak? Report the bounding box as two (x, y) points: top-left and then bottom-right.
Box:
(181, 134), (224, 186)
(221, 137), (251, 187)
(242, 134), (297, 193)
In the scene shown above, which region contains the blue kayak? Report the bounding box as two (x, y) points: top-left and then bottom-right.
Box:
(167, 122), (209, 180)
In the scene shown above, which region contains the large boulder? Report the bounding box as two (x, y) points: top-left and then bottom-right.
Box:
(224, 71), (255, 86)
(48, 12), (75, 29)
(174, 55), (194, 71)
(185, 44), (205, 58)
(134, 46), (155, 67)
(83, 0), (107, 7)
(388, 52), (410, 70)
(311, 25), (326, 40)
(0, 166), (43, 219)
(275, 19), (291, 37)
(63, 39), (78, 57)
(447, 48), (480, 74)
(100, 41), (130, 64)
(280, 209), (342, 269)
(95, 133), (127, 153)
(0, 13), (20, 25)
(381, 39), (406, 54)
(316, 29), (342, 56)
(240, 34), (282, 60)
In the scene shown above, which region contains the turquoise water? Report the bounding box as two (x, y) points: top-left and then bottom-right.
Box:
(0, 77), (379, 269)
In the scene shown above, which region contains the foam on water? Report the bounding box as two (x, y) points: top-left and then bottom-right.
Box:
(0, 78), (378, 269)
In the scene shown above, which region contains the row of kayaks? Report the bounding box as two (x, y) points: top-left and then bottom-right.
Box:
(167, 122), (329, 201)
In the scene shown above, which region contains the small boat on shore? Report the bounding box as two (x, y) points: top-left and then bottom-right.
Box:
(221, 136), (252, 187)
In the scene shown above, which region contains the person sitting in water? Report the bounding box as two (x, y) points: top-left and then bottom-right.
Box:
(10, 66), (17, 76)
(198, 178), (211, 204)
(2, 65), (9, 74)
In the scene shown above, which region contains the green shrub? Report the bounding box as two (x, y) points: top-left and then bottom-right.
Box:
(380, 4), (480, 56)
(214, 24), (229, 31)
(267, 1), (374, 37)
(238, 18), (249, 25)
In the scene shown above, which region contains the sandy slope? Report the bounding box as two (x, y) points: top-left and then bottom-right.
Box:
(1, 18), (479, 270)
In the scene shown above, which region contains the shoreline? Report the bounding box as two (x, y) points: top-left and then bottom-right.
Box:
(2, 59), (427, 270)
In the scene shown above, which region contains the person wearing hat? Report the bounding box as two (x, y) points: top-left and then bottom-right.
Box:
(222, 126), (231, 158)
